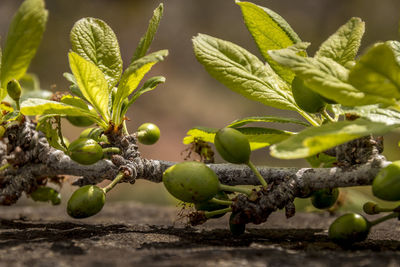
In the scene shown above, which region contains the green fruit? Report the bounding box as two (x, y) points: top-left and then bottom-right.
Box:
(67, 185), (105, 219)
(229, 212), (245, 236)
(311, 188), (339, 209)
(79, 128), (108, 143)
(137, 123), (160, 145)
(328, 213), (370, 245)
(7, 79), (22, 102)
(68, 138), (103, 165)
(61, 96), (96, 127)
(214, 128), (250, 164)
(163, 161), (220, 203)
(292, 77), (326, 113)
(67, 116), (94, 127)
(30, 186), (61, 205)
(372, 161), (400, 201)
(195, 191), (229, 218)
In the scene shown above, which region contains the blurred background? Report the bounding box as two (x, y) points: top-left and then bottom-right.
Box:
(1, 0), (400, 209)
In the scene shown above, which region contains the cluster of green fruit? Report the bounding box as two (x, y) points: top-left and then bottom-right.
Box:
(28, 122), (161, 218)
(163, 128), (263, 235)
(163, 127), (344, 235)
(163, 127), (400, 243)
(329, 161), (400, 245)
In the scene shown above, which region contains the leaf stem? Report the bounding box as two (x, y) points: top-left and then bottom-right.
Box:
(103, 172), (125, 193)
(247, 160), (267, 187)
(219, 184), (252, 196)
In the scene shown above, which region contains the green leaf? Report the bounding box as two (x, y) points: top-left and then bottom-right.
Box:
(193, 34), (298, 111)
(120, 76), (165, 117)
(236, 1), (301, 83)
(0, 0), (48, 100)
(227, 116), (309, 128)
(315, 17), (365, 66)
(306, 153), (337, 168)
(183, 126), (293, 151)
(70, 17), (122, 89)
(112, 50), (168, 124)
(68, 52), (110, 121)
(348, 42), (400, 99)
(341, 105), (400, 125)
(131, 3), (163, 62)
(270, 119), (398, 159)
(20, 98), (100, 123)
(19, 73), (40, 91)
(36, 115), (66, 152)
(269, 48), (396, 107)
(63, 72), (86, 100)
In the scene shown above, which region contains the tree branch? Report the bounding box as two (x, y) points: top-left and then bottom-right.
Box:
(0, 118), (389, 224)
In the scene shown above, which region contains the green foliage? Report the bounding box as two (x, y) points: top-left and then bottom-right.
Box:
(15, 3), (167, 133)
(68, 52), (110, 122)
(112, 50), (168, 125)
(270, 119), (397, 159)
(21, 98), (101, 124)
(184, 126), (293, 151)
(0, 0), (48, 101)
(236, 1), (301, 84)
(348, 42), (400, 100)
(132, 3), (164, 61)
(193, 34), (298, 112)
(315, 17), (365, 66)
(70, 17), (122, 89)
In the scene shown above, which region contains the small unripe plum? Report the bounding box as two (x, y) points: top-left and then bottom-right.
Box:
(372, 161), (400, 201)
(214, 128), (250, 164)
(137, 123), (160, 145)
(328, 213), (370, 245)
(163, 161), (220, 203)
(67, 185), (105, 219)
(311, 188), (339, 209)
(292, 77), (326, 113)
(68, 138), (103, 165)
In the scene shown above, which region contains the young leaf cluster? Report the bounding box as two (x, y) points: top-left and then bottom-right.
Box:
(19, 3), (167, 134)
(189, 0), (400, 160)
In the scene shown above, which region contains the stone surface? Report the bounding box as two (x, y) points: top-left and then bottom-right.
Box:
(1, 202), (400, 266)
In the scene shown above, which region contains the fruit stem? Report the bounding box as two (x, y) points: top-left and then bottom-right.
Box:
(103, 172), (125, 193)
(0, 163), (11, 171)
(209, 197), (232, 206)
(247, 160), (267, 187)
(102, 147), (121, 155)
(204, 207), (232, 218)
(219, 184), (252, 196)
(321, 108), (335, 123)
(369, 212), (399, 227)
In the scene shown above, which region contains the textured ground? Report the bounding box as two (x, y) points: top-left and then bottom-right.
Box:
(0, 202), (400, 267)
